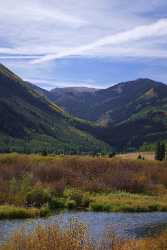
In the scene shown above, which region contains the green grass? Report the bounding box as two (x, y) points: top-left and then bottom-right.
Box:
(0, 205), (51, 219)
(1, 191), (167, 219)
(89, 192), (167, 212)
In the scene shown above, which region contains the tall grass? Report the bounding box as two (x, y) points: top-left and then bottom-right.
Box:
(0, 205), (50, 219)
(0, 153), (167, 195)
(90, 192), (167, 212)
(1, 221), (167, 250)
(1, 153), (167, 215)
(0, 221), (93, 250)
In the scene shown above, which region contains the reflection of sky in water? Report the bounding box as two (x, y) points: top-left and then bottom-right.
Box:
(1, 212), (167, 244)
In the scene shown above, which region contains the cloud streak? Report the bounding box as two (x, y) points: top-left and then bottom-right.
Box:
(1, 0), (167, 88)
(32, 18), (167, 64)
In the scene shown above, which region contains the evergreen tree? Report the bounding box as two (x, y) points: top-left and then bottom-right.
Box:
(160, 143), (166, 161)
(155, 142), (166, 161)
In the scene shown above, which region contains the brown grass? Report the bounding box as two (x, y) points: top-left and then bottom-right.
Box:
(117, 152), (155, 161)
(0, 221), (93, 250)
(1, 221), (167, 250)
(0, 153), (167, 206)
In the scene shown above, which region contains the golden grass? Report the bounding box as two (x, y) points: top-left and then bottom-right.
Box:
(0, 221), (93, 250)
(1, 153), (167, 214)
(117, 152), (155, 161)
(1, 221), (167, 250)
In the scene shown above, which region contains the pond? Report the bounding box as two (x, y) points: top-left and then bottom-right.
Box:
(1, 212), (167, 244)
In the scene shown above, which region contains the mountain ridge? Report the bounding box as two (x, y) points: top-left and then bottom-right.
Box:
(0, 63), (110, 154)
(38, 78), (167, 151)
(1, 63), (167, 152)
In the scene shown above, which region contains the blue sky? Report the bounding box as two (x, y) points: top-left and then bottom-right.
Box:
(1, 0), (167, 89)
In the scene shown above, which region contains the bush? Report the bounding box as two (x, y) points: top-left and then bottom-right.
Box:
(40, 207), (51, 217)
(64, 189), (83, 206)
(109, 152), (116, 158)
(65, 200), (77, 209)
(25, 188), (51, 208)
(90, 202), (111, 212)
(64, 188), (91, 208)
(49, 198), (66, 210)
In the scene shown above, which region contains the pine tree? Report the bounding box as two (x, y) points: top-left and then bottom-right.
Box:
(155, 142), (166, 161)
(160, 143), (166, 161)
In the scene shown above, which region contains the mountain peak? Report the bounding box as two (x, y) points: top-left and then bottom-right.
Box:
(51, 86), (97, 94)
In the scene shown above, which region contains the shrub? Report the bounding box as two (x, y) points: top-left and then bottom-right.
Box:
(49, 197), (66, 210)
(64, 188), (91, 208)
(65, 200), (77, 209)
(64, 189), (83, 207)
(109, 152), (116, 158)
(40, 207), (51, 217)
(90, 202), (111, 212)
(25, 188), (51, 208)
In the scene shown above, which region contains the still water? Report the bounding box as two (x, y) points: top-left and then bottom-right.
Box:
(1, 212), (167, 244)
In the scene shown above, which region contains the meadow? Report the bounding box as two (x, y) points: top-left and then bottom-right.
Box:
(0, 153), (167, 218)
(117, 152), (155, 161)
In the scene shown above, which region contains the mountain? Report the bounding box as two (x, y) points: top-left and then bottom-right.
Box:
(47, 87), (97, 117)
(0, 64), (110, 154)
(51, 86), (96, 94)
(48, 79), (167, 123)
(43, 79), (167, 151)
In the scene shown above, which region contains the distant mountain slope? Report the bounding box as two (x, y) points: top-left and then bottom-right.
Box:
(51, 86), (96, 94)
(48, 79), (167, 123)
(48, 86), (97, 117)
(0, 64), (110, 153)
(43, 79), (167, 151)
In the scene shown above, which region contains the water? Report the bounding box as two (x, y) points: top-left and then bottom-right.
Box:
(1, 212), (167, 244)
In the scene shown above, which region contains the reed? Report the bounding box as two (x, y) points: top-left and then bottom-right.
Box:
(1, 221), (167, 250)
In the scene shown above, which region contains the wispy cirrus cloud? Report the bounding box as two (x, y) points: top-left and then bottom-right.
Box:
(1, 0), (167, 88)
(26, 78), (105, 90)
(32, 18), (167, 64)
(0, 1), (86, 27)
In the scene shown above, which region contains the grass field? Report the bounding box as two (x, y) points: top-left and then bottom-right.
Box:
(90, 192), (167, 212)
(117, 152), (155, 161)
(0, 205), (50, 219)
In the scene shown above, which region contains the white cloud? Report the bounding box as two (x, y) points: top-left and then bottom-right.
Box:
(0, 1), (86, 27)
(26, 78), (105, 90)
(1, 0), (167, 86)
(32, 19), (167, 64)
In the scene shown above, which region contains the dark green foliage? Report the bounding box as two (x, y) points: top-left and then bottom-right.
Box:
(65, 200), (77, 209)
(2, 62), (167, 152)
(64, 189), (91, 208)
(41, 149), (48, 156)
(0, 64), (110, 154)
(109, 152), (116, 158)
(39, 207), (51, 217)
(25, 188), (51, 208)
(49, 198), (66, 209)
(155, 142), (166, 161)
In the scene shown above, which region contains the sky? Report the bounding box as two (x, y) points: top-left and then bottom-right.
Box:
(1, 0), (167, 89)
